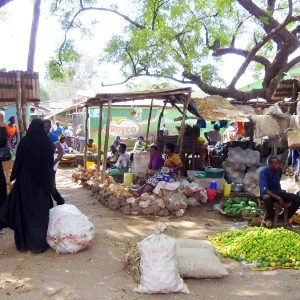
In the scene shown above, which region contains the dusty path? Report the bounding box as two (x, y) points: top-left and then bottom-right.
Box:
(0, 168), (300, 300)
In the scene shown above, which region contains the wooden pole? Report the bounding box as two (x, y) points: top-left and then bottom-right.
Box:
(21, 74), (27, 131)
(15, 72), (25, 138)
(101, 99), (112, 183)
(157, 101), (167, 137)
(177, 93), (191, 156)
(145, 98), (154, 147)
(97, 103), (103, 172)
(84, 106), (89, 171)
(156, 101), (167, 152)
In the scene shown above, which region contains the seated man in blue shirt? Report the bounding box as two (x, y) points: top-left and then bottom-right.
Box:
(259, 155), (300, 225)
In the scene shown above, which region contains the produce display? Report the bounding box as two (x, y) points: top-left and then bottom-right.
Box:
(72, 166), (203, 217)
(222, 196), (258, 216)
(209, 227), (300, 270)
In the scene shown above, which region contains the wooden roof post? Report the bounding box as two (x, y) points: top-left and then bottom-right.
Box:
(101, 99), (112, 183)
(15, 72), (25, 138)
(21, 73), (27, 131)
(156, 100), (167, 139)
(84, 106), (89, 171)
(145, 98), (154, 148)
(97, 103), (103, 172)
(177, 93), (191, 157)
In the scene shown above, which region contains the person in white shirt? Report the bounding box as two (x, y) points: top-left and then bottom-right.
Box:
(162, 124), (169, 136)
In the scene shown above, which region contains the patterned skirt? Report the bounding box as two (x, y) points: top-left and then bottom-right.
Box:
(146, 167), (176, 187)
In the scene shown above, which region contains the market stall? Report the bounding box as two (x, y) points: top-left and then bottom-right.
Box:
(84, 87), (199, 181)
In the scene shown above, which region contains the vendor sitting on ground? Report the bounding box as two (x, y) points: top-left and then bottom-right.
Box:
(133, 136), (146, 152)
(59, 134), (71, 154)
(84, 138), (98, 154)
(259, 155), (300, 227)
(107, 145), (119, 168)
(204, 124), (221, 145)
(147, 145), (164, 177)
(111, 136), (121, 150)
(130, 143), (183, 197)
(107, 143), (130, 176)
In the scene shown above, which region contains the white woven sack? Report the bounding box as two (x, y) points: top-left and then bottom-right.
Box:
(177, 247), (228, 279)
(176, 239), (213, 250)
(135, 223), (189, 294)
(47, 204), (95, 254)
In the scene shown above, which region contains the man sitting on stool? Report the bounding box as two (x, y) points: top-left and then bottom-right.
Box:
(259, 155), (300, 227)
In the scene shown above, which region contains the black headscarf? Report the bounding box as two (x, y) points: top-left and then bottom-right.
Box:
(11, 119), (53, 191)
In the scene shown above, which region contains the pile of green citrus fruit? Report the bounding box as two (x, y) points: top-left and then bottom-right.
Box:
(209, 227), (300, 269)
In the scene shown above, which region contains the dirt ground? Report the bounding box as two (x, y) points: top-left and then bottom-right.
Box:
(1, 168), (300, 300)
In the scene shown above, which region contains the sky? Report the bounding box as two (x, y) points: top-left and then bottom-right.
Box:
(0, 0), (298, 96)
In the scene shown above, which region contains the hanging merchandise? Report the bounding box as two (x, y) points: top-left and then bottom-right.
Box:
(237, 122), (245, 136)
(196, 119), (206, 128)
(131, 100), (137, 116)
(219, 120), (228, 128)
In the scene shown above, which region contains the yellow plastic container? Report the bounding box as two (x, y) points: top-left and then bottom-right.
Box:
(86, 161), (96, 170)
(123, 172), (133, 186)
(223, 182), (232, 197)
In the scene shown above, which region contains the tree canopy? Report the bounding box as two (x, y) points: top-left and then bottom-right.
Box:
(49, 0), (300, 102)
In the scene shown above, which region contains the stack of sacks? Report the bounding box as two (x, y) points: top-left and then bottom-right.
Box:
(222, 147), (261, 192)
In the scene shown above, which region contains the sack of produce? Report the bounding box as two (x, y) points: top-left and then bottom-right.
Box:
(176, 239), (212, 250)
(47, 204), (95, 254)
(176, 247), (229, 278)
(135, 223), (189, 294)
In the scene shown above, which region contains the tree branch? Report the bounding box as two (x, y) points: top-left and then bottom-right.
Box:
(125, 44), (137, 75)
(101, 73), (193, 87)
(267, 0), (276, 14)
(238, 0), (291, 44)
(57, 5), (145, 65)
(182, 70), (266, 102)
(212, 47), (271, 68)
(228, 17), (295, 89)
(288, 0), (293, 17)
(151, 0), (168, 30)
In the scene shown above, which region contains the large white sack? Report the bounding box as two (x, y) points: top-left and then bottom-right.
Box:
(47, 204), (95, 254)
(176, 239), (213, 250)
(177, 247), (229, 279)
(135, 223), (189, 294)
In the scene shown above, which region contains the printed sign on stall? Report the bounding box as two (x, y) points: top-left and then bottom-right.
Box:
(104, 120), (141, 137)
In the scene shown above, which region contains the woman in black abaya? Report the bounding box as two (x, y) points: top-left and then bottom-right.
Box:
(0, 119), (54, 253)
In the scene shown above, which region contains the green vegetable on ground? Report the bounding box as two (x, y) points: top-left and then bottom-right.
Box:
(209, 227), (300, 270)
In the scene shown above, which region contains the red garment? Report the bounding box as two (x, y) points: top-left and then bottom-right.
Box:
(237, 122), (245, 136)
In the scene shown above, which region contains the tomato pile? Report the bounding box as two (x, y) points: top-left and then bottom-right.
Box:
(209, 227), (300, 269)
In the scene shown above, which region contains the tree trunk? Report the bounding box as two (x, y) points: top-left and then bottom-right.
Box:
(27, 0), (41, 72)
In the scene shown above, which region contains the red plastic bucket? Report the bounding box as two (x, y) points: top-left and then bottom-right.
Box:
(207, 189), (217, 201)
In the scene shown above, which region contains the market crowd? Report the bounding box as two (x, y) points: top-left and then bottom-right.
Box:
(0, 116), (300, 254)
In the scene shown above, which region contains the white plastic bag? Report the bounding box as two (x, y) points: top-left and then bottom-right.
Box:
(135, 223), (189, 294)
(47, 204), (95, 254)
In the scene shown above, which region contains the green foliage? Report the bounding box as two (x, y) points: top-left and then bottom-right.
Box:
(48, 0), (300, 96)
(40, 85), (50, 101)
(46, 40), (80, 82)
